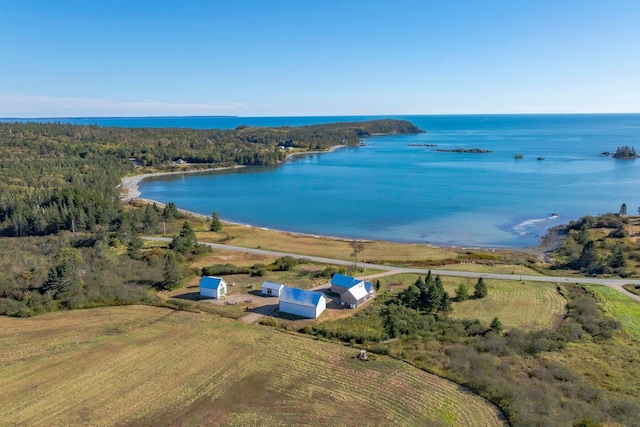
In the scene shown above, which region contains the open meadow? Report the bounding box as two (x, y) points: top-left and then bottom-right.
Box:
(377, 273), (567, 330)
(0, 306), (506, 427)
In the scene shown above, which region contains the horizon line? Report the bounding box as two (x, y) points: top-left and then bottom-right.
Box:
(2, 111), (640, 120)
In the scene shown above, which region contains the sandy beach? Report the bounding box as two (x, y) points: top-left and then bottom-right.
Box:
(120, 165), (247, 202)
(120, 145), (347, 203)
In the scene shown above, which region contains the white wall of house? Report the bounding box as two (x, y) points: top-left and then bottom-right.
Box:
(279, 298), (326, 319)
(199, 278), (227, 299)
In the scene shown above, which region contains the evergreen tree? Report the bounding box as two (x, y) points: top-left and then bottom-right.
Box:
(426, 275), (445, 313)
(619, 203), (627, 216)
(456, 282), (470, 301)
(127, 230), (144, 259)
(608, 245), (627, 269)
(474, 277), (488, 298)
(577, 240), (601, 273)
(163, 202), (179, 220)
(41, 247), (84, 298)
(210, 211), (222, 232)
(170, 221), (198, 254)
(490, 316), (503, 334)
(438, 291), (452, 315)
(161, 252), (183, 290)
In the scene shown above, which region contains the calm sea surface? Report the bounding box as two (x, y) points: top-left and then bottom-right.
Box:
(7, 114), (640, 247)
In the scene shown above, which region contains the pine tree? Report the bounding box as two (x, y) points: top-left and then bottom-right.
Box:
(474, 277), (488, 298)
(490, 316), (503, 334)
(161, 252), (183, 290)
(456, 282), (469, 301)
(210, 211), (222, 232)
(41, 247), (84, 298)
(619, 203), (627, 216)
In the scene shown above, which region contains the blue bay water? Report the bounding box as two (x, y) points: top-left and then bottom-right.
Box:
(7, 114), (640, 247)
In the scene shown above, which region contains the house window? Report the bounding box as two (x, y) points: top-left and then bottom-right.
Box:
(267, 289), (272, 295)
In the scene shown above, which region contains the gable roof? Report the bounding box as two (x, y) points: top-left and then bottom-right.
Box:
(330, 273), (363, 289)
(364, 281), (375, 294)
(262, 281), (284, 290)
(345, 282), (368, 301)
(199, 276), (225, 289)
(280, 286), (325, 307)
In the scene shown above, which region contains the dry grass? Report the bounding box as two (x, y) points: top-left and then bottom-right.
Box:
(0, 306), (505, 426)
(377, 274), (567, 330)
(442, 277), (567, 330)
(197, 225), (460, 263)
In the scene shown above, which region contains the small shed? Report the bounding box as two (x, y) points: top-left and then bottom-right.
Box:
(199, 276), (228, 299)
(261, 281), (285, 297)
(330, 273), (364, 295)
(279, 286), (327, 319)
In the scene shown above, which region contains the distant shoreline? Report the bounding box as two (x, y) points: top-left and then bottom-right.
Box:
(120, 145), (347, 202)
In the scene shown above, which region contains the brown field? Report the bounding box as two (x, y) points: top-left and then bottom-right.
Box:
(0, 306), (506, 426)
(196, 225), (461, 263)
(378, 274), (567, 330)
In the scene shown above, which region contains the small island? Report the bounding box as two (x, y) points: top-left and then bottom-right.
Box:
(611, 146), (638, 159)
(408, 143), (438, 147)
(435, 148), (492, 153)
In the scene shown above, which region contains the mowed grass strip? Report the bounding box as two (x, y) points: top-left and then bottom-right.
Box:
(0, 306), (505, 427)
(442, 278), (567, 330)
(585, 285), (640, 340)
(378, 273), (566, 330)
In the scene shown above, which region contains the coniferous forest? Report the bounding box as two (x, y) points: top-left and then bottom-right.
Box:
(0, 120), (421, 315)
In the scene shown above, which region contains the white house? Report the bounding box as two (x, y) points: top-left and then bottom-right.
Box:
(331, 273), (375, 308)
(330, 273), (364, 295)
(279, 286), (327, 319)
(341, 281), (375, 308)
(261, 281), (285, 297)
(199, 276), (228, 299)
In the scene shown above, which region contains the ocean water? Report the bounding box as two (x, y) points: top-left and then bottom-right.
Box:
(6, 114), (640, 247)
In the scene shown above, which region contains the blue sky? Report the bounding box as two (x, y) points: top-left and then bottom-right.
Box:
(1, 0), (639, 117)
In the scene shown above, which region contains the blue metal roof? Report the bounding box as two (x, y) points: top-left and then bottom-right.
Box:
(279, 286), (325, 307)
(364, 281), (374, 293)
(330, 273), (362, 289)
(199, 276), (225, 289)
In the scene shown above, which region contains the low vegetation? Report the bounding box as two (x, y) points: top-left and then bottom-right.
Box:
(0, 305), (505, 426)
(551, 212), (640, 277)
(304, 275), (638, 426)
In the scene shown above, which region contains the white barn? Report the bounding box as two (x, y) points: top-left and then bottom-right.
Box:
(279, 286), (327, 319)
(199, 276), (228, 299)
(261, 281), (285, 297)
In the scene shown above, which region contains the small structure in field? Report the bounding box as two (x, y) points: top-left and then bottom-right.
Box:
(199, 276), (228, 299)
(261, 281), (285, 297)
(358, 349), (369, 361)
(279, 286), (327, 319)
(331, 273), (375, 308)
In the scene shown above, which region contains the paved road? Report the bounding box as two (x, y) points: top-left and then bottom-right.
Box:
(145, 236), (640, 303)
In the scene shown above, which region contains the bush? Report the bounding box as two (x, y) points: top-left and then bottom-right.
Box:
(202, 264), (251, 276)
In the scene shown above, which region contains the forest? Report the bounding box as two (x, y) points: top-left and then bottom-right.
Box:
(0, 119), (421, 315)
(0, 119), (421, 237)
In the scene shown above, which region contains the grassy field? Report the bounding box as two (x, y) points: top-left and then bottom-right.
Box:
(585, 285), (640, 340)
(377, 273), (567, 330)
(195, 225), (461, 263)
(0, 306), (506, 427)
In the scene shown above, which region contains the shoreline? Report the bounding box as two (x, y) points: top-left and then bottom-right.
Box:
(120, 147), (565, 255)
(121, 145), (347, 202)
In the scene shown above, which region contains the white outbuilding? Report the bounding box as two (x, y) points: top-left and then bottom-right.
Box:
(199, 276), (228, 299)
(279, 286), (327, 319)
(261, 281), (285, 297)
